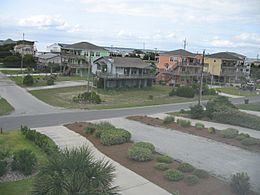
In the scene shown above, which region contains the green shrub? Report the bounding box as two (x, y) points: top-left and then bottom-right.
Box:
(205, 96), (237, 118)
(156, 155), (173, 164)
(208, 127), (216, 134)
(169, 89), (176, 97)
(163, 116), (175, 124)
(0, 160), (7, 176)
(241, 137), (260, 146)
(73, 91), (101, 104)
(235, 133), (250, 141)
(0, 147), (10, 160)
(132, 142), (155, 153)
(154, 163), (169, 171)
(84, 125), (96, 134)
(195, 122), (205, 129)
(174, 86), (195, 98)
(190, 104), (204, 119)
(221, 128), (239, 139)
(230, 172), (250, 195)
(148, 95), (153, 100)
(184, 175), (199, 186)
(177, 119), (191, 127)
(23, 74), (34, 86)
(46, 77), (54, 85)
(94, 122), (115, 138)
(11, 149), (37, 175)
(177, 163), (194, 173)
(212, 109), (260, 131)
(100, 128), (131, 145)
(192, 169), (209, 179)
(128, 146), (153, 162)
(164, 169), (184, 181)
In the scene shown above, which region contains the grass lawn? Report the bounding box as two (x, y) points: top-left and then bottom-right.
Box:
(0, 70), (21, 74)
(30, 85), (214, 109)
(0, 98), (14, 116)
(237, 101), (260, 112)
(0, 130), (49, 195)
(9, 75), (91, 87)
(218, 87), (259, 96)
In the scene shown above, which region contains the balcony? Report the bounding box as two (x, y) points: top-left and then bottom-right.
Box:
(96, 72), (155, 79)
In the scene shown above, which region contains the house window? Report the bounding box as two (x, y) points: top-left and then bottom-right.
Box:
(90, 51), (94, 56)
(96, 52), (100, 57)
(170, 57), (173, 62)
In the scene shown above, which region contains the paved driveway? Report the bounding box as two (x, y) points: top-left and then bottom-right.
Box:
(93, 117), (260, 192)
(0, 73), (64, 116)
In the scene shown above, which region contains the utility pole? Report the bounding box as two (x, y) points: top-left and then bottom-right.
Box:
(183, 38), (187, 50)
(87, 51), (91, 93)
(21, 33), (24, 75)
(198, 49), (205, 106)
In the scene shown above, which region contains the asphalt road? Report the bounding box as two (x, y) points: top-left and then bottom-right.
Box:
(1, 95), (260, 131)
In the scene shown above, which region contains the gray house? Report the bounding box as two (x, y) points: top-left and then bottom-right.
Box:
(92, 56), (154, 88)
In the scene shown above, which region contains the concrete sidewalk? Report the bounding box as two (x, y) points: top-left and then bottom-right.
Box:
(35, 126), (170, 195)
(94, 117), (260, 192)
(26, 80), (93, 91)
(240, 109), (260, 117)
(150, 113), (260, 139)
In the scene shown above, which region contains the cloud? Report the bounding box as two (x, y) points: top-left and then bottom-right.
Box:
(210, 37), (234, 47)
(18, 15), (81, 33)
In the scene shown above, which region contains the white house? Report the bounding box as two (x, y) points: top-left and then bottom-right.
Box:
(37, 53), (61, 65)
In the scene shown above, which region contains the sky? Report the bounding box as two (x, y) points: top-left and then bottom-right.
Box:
(0, 0), (260, 57)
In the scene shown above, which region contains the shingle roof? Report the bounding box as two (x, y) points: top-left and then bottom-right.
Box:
(64, 42), (107, 51)
(208, 52), (245, 60)
(38, 53), (60, 59)
(96, 56), (151, 69)
(161, 49), (196, 57)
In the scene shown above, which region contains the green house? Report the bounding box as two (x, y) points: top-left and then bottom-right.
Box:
(61, 42), (109, 76)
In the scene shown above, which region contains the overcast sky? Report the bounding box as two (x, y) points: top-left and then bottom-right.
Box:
(1, 0), (260, 57)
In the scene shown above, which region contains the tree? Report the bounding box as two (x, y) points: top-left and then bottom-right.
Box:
(3, 55), (21, 68)
(32, 147), (119, 195)
(23, 54), (36, 69)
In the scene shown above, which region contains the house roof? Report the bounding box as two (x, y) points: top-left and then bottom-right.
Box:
(208, 52), (245, 60)
(96, 56), (151, 69)
(14, 44), (34, 49)
(160, 49), (197, 57)
(38, 53), (60, 60)
(64, 42), (107, 51)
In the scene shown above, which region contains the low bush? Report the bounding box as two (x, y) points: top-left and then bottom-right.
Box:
(195, 122), (205, 129)
(241, 137), (260, 146)
(172, 86), (195, 98)
(230, 172), (250, 195)
(46, 77), (54, 85)
(208, 127), (216, 134)
(23, 74), (34, 86)
(163, 116), (175, 124)
(221, 128), (239, 139)
(177, 163), (194, 173)
(212, 109), (260, 131)
(148, 95), (153, 100)
(73, 91), (101, 104)
(84, 125), (96, 134)
(190, 104), (204, 119)
(128, 146), (153, 162)
(94, 122), (115, 138)
(0, 147), (10, 160)
(132, 142), (155, 153)
(100, 128), (131, 145)
(156, 155), (173, 164)
(20, 126), (58, 154)
(0, 160), (7, 176)
(192, 169), (209, 179)
(154, 163), (169, 171)
(11, 149), (37, 175)
(235, 133), (250, 141)
(184, 175), (199, 186)
(177, 119), (191, 127)
(164, 169), (184, 181)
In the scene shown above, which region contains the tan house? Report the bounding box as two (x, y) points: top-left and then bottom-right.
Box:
(204, 52), (245, 83)
(14, 44), (35, 56)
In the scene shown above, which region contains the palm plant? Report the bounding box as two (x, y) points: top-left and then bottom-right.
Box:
(32, 147), (119, 195)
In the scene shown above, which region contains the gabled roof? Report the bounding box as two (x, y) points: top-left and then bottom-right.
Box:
(95, 56), (151, 69)
(64, 42), (107, 51)
(208, 52), (245, 60)
(161, 49), (196, 57)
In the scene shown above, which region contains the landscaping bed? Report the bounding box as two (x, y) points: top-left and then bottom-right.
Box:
(65, 121), (236, 195)
(0, 98), (14, 116)
(126, 116), (260, 153)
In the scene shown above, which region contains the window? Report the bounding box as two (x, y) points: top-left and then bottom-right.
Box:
(90, 51), (94, 56)
(96, 52), (100, 57)
(170, 57), (173, 62)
